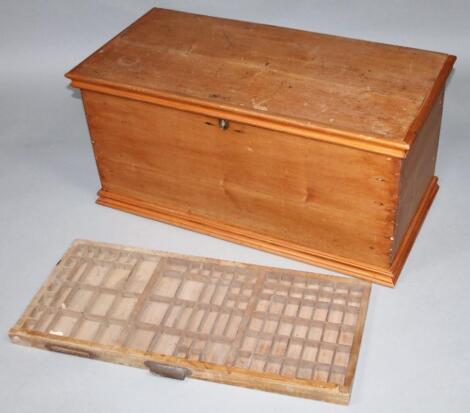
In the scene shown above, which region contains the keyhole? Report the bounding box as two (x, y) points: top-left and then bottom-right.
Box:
(218, 118), (230, 130)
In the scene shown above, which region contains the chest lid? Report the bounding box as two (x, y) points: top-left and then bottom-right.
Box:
(10, 240), (371, 405)
(66, 8), (455, 157)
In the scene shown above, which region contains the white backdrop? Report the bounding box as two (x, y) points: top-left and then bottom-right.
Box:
(1, 1), (469, 412)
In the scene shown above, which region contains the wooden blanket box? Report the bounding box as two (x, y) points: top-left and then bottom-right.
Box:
(66, 8), (455, 286)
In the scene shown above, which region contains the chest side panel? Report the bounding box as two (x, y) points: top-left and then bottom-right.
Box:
(83, 91), (399, 269)
(392, 90), (444, 260)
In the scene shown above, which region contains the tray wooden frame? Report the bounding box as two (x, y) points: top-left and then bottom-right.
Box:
(9, 240), (371, 405)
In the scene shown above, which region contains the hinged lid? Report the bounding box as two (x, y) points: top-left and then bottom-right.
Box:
(66, 8), (455, 157)
(10, 240), (371, 405)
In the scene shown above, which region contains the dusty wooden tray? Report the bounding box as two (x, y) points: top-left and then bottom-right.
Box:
(9, 240), (371, 404)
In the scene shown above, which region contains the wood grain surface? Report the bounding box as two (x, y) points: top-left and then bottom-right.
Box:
(392, 90), (444, 258)
(66, 8), (455, 286)
(66, 8), (455, 153)
(83, 91), (399, 270)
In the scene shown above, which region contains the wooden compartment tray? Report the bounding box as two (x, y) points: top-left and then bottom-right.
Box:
(9, 240), (371, 405)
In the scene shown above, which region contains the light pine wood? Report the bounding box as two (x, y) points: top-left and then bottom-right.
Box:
(71, 78), (408, 158)
(390, 176), (439, 281)
(391, 91), (444, 258)
(96, 177), (438, 287)
(10, 240), (371, 405)
(66, 8), (455, 154)
(84, 91), (399, 269)
(65, 8), (455, 286)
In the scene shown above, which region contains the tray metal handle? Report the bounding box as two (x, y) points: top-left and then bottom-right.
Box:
(144, 360), (191, 380)
(45, 343), (96, 359)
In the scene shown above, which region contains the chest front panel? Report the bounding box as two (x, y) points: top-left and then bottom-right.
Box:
(83, 91), (399, 269)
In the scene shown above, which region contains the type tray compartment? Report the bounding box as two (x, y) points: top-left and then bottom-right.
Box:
(9, 240), (371, 404)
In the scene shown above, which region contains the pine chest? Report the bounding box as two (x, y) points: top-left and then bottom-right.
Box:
(66, 8), (455, 286)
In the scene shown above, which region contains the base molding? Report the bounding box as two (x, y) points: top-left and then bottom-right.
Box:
(96, 177), (439, 287)
(390, 176), (439, 284)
